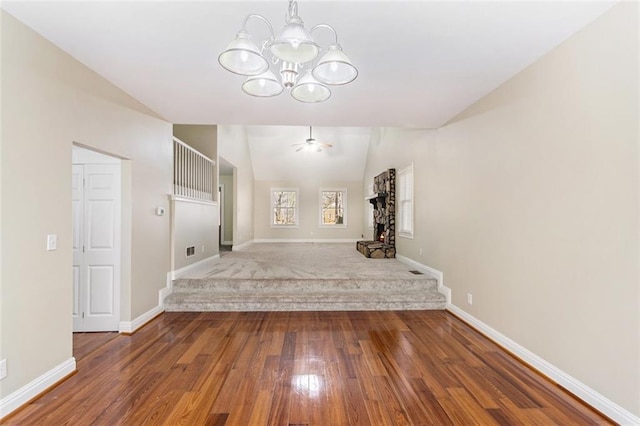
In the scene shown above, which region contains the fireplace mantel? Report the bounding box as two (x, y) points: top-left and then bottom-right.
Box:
(365, 192), (387, 202)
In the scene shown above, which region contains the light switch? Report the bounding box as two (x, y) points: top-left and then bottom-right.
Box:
(47, 234), (57, 251)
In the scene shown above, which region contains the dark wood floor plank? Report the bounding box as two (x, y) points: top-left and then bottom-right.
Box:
(1, 311), (613, 426)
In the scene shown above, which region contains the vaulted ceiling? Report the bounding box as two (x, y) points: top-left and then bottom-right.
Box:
(2, 1), (617, 180)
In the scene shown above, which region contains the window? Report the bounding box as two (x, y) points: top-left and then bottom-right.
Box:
(271, 188), (298, 227)
(320, 188), (347, 227)
(398, 164), (414, 238)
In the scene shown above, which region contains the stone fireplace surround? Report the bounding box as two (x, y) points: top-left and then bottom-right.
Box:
(357, 168), (396, 258)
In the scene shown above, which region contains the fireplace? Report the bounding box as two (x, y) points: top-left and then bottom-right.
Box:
(356, 169), (396, 258)
(375, 224), (385, 242)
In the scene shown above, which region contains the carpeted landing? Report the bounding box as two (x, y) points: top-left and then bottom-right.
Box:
(164, 243), (447, 312)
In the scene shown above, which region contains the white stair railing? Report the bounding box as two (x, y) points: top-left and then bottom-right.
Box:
(173, 137), (215, 201)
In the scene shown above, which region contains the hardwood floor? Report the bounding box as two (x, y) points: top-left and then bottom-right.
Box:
(3, 311), (610, 425)
(72, 331), (119, 361)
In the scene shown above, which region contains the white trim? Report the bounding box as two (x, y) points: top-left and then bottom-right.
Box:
(218, 184), (225, 245)
(397, 163), (414, 239)
(0, 358), (76, 419)
(171, 254), (220, 280)
(160, 272), (174, 306)
(319, 187), (348, 227)
(253, 239), (360, 244)
(118, 270), (179, 334)
(396, 254), (451, 304)
(232, 240), (253, 251)
(173, 136), (215, 164)
(446, 304), (640, 425)
(169, 194), (217, 206)
(384, 253), (639, 423)
(118, 304), (163, 334)
(270, 187), (299, 227)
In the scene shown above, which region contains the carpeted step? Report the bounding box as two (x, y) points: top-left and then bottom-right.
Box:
(172, 277), (439, 293)
(164, 282), (446, 312)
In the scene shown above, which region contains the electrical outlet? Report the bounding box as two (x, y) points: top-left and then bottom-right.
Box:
(467, 293), (473, 305)
(202, 245), (205, 253)
(0, 359), (7, 380)
(419, 248), (423, 256)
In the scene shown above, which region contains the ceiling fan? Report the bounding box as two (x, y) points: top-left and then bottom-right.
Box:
(292, 127), (333, 152)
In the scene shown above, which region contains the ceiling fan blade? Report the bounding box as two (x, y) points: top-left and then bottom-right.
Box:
(296, 146), (304, 152)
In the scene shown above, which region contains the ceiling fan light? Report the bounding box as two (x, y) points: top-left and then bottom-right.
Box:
(242, 70), (284, 97)
(291, 71), (331, 103)
(270, 16), (320, 64)
(218, 31), (269, 76)
(312, 44), (358, 85)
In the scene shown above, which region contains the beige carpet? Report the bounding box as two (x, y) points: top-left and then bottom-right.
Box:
(165, 243), (446, 311)
(182, 242), (437, 281)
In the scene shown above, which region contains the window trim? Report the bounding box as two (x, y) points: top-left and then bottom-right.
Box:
(270, 187), (299, 228)
(397, 164), (414, 239)
(319, 187), (348, 228)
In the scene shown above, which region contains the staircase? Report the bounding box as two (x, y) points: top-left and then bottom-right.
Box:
(163, 276), (446, 312)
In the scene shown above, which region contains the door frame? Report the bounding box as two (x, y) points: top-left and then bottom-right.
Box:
(72, 145), (123, 332)
(219, 184), (225, 246)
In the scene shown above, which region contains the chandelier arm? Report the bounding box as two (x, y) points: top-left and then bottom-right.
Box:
(310, 23), (339, 46)
(241, 14), (276, 41)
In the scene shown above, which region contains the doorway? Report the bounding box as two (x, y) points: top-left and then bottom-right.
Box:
(219, 156), (235, 254)
(72, 147), (122, 332)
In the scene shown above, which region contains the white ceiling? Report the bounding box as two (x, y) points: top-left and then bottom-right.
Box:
(2, 1), (617, 181)
(246, 125), (371, 181)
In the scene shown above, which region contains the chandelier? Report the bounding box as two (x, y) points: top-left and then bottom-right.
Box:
(218, 0), (358, 103)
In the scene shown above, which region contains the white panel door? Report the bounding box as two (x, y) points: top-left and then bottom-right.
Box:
(73, 163), (121, 332)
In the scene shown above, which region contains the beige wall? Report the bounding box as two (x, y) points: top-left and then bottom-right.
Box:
(365, 3), (639, 415)
(171, 199), (218, 270)
(219, 174), (234, 244)
(217, 126), (254, 247)
(1, 11), (172, 400)
(255, 180), (363, 240)
(173, 124), (217, 160)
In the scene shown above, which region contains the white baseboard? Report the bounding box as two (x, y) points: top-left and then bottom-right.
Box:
(232, 240), (253, 251)
(171, 254), (220, 280)
(252, 238), (359, 244)
(160, 272), (173, 307)
(0, 357), (76, 419)
(447, 304), (640, 425)
(119, 270), (180, 334)
(396, 254), (451, 304)
(118, 303), (163, 334)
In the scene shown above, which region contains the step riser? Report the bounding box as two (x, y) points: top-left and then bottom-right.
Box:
(173, 278), (438, 292)
(164, 289), (447, 312)
(165, 301), (446, 312)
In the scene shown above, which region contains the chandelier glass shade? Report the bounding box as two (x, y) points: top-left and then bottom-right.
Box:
(242, 70), (284, 97)
(218, 0), (358, 103)
(218, 31), (269, 76)
(291, 70), (331, 103)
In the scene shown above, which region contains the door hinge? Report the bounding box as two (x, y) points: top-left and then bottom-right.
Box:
(82, 312), (85, 319)
(82, 246), (85, 253)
